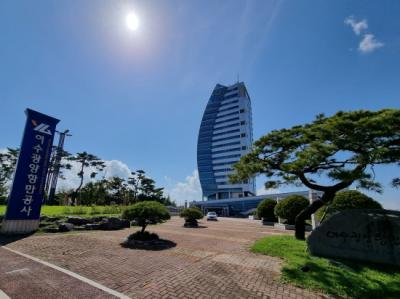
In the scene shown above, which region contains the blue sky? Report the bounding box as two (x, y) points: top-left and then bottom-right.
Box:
(0, 1), (399, 208)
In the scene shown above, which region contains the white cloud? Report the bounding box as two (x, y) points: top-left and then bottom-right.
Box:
(344, 16), (384, 54)
(0, 146), (135, 192)
(358, 34), (384, 53)
(165, 170), (202, 206)
(344, 16), (368, 35)
(57, 159), (133, 191)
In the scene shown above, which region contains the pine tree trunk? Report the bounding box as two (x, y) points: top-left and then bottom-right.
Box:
(295, 191), (336, 240)
(294, 200), (325, 240)
(141, 224), (147, 234)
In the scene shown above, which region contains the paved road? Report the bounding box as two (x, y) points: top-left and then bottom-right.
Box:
(1, 217), (326, 299)
(0, 246), (118, 299)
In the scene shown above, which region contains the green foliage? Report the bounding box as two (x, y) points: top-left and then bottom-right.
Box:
(256, 199), (277, 221)
(79, 181), (108, 206)
(73, 169), (172, 206)
(122, 201), (170, 233)
(0, 147), (19, 198)
(331, 190), (382, 210)
(163, 195), (177, 207)
(317, 190), (383, 221)
(231, 109), (400, 194)
(179, 207), (203, 220)
(231, 109), (400, 239)
(274, 195), (309, 224)
(251, 236), (400, 299)
(67, 151), (105, 204)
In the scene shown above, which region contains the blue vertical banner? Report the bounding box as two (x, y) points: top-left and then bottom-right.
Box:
(4, 109), (60, 222)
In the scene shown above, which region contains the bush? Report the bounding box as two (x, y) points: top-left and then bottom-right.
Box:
(180, 207), (203, 220)
(274, 195), (309, 225)
(332, 190), (382, 210)
(122, 201), (170, 233)
(257, 199), (277, 222)
(180, 207), (203, 227)
(317, 190), (383, 221)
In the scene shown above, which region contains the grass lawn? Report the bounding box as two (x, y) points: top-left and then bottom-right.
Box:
(0, 205), (122, 217)
(251, 235), (400, 299)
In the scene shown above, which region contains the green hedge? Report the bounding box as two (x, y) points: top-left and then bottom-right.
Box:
(274, 195), (309, 224)
(122, 201), (170, 223)
(256, 199), (277, 222)
(180, 207), (203, 220)
(317, 190), (383, 221)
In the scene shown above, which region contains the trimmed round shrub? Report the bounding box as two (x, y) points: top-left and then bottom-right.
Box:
(180, 207), (203, 220)
(256, 199), (277, 222)
(331, 190), (382, 210)
(274, 195), (309, 225)
(317, 190), (382, 221)
(122, 201), (170, 233)
(180, 207), (203, 227)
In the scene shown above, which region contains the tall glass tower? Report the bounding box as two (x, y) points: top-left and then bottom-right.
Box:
(197, 82), (256, 200)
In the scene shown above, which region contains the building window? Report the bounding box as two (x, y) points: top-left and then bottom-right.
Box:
(219, 105), (239, 114)
(215, 116), (239, 125)
(218, 111), (239, 118)
(214, 122), (240, 131)
(212, 154), (241, 161)
(212, 147), (241, 154)
(213, 129), (240, 137)
(220, 99), (239, 107)
(242, 146), (247, 150)
(212, 135), (241, 143)
(240, 109), (245, 113)
(240, 121), (246, 125)
(212, 141), (241, 149)
(241, 133), (246, 137)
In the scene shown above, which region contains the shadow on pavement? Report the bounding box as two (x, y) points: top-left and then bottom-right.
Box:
(121, 238), (177, 251)
(0, 232), (35, 246)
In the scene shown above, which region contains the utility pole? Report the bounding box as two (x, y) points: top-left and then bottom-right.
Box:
(47, 129), (71, 205)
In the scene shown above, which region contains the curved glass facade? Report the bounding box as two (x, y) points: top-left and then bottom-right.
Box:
(197, 82), (256, 200)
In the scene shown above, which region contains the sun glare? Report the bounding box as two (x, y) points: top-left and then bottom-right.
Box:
(126, 13), (139, 31)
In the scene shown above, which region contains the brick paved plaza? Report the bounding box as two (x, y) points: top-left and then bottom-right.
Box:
(1, 217), (327, 299)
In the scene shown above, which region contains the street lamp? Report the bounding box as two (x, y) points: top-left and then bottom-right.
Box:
(47, 129), (72, 205)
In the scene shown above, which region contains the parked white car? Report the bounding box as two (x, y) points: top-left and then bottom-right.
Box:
(206, 211), (218, 221)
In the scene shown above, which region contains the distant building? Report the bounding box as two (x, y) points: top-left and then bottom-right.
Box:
(191, 190), (323, 218)
(197, 82), (255, 200)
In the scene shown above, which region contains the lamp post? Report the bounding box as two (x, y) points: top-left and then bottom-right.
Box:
(47, 129), (71, 205)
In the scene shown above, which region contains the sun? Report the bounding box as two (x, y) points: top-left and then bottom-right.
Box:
(126, 13), (139, 31)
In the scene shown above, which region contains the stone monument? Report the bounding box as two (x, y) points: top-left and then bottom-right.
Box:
(308, 209), (400, 266)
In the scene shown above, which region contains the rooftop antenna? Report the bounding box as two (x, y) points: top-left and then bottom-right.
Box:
(236, 73), (240, 84)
